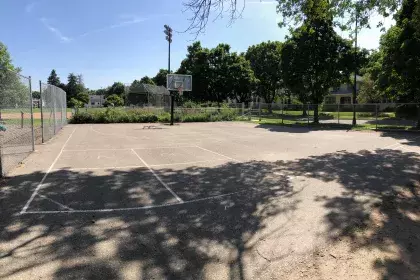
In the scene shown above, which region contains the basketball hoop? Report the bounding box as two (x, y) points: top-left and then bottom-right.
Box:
(177, 86), (183, 96)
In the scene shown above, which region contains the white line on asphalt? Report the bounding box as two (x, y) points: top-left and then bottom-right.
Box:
(21, 190), (245, 214)
(194, 145), (240, 162)
(20, 127), (77, 214)
(131, 149), (183, 203)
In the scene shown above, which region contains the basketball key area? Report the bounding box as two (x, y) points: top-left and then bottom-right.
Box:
(20, 123), (260, 214)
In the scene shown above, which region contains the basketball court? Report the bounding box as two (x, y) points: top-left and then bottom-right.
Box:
(15, 122), (420, 215)
(2, 122), (420, 279)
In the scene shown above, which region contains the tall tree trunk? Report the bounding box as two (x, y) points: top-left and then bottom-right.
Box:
(302, 106), (307, 117)
(417, 104), (420, 129)
(314, 104), (319, 124)
(268, 103), (272, 114)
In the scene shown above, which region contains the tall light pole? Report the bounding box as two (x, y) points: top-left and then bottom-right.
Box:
(164, 25), (174, 125)
(352, 5), (359, 126)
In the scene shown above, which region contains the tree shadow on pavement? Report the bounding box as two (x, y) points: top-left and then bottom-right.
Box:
(379, 131), (420, 148)
(274, 149), (420, 279)
(0, 161), (297, 280)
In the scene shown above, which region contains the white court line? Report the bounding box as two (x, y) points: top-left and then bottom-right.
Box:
(382, 135), (420, 150)
(51, 165), (145, 172)
(149, 159), (227, 167)
(195, 145), (240, 162)
(21, 190), (246, 214)
(398, 145), (420, 154)
(131, 149), (183, 203)
(20, 128), (78, 214)
(90, 125), (146, 140)
(63, 145), (197, 152)
(37, 194), (74, 211)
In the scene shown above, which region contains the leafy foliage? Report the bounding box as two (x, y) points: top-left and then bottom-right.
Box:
(106, 82), (125, 97)
(152, 69), (171, 86)
(69, 108), (239, 124)
(104, 94), (124, 107)
(47, 69), (61, 86)
(32, 91), (41, 99)
(65, 73), (85, 102)
(281, 2), (352, 123)
(358, 73), (383, 103)
(139, 76), (155, 85)
(245, 41), (283, 108)
(0, 42), (29, 107)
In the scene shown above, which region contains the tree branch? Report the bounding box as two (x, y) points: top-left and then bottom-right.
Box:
(182, 0), (245, 37)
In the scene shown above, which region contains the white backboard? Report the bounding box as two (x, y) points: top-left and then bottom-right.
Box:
(167, 74), (192, 91)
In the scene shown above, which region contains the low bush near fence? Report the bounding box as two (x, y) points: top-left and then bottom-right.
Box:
(69, 108), (239, 124)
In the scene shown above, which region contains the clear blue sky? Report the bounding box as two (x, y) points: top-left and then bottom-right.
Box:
(0, 0), (394, 90)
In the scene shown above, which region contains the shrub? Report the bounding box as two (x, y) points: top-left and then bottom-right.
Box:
(69, 107), (240, 124)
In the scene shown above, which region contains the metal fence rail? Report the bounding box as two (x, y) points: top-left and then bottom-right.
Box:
(0, 68), (67, 176)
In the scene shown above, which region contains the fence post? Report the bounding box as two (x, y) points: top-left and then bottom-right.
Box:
(21, 111), (24, 129)
(242, 103), (245, 116)
(29, 76), (35, 151)
(307, 104), (310, 126)
(281, 101), (284, 124)
(39, 81), (44, 143)
(337, 103), (340, 124)
(53, 93), (56, 135)
(258, 101), (262, 121)
(375, 104), (378, 131)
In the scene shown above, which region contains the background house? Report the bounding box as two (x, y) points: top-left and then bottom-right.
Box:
(87, 95), (105, 107)
(324, 75), (363, 105)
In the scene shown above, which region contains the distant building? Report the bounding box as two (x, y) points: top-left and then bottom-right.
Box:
(324, 75), (363, 105)
(87, 95), (105, 107)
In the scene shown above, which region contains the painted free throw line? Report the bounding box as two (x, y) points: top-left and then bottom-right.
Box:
(21, 190), (246, 214)
(131, 149), (183, 203)
(20, 127), (78, 214)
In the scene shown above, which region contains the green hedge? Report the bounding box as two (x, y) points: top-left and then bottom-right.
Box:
(69, 108), (239, 124)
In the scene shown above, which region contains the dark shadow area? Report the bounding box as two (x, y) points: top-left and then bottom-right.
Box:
(380, 131), (420, 148)
(0, 161), (296, 280)
(255, 123), (354, 133)
(273, 149), (420, 279)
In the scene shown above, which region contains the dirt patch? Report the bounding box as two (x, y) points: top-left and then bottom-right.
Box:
(275, 179), (420, 280)
(1, 112), (72, 119)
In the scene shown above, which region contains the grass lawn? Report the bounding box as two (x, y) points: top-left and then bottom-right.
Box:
(268, 110), (396, 120)
(245, 117), (417, 131)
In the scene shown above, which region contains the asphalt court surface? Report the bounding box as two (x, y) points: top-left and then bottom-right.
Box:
(19, 122), (420, 214)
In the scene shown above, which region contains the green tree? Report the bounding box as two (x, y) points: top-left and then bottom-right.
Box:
(65, 73), (84, 102)
(206, 44), (235, 105)
(106, 82), (125, 97)
(0, 42), (29, 107)
(153, 69), (171, 87)
(139, 76), (155, 85)
(228, 53), (257, 105)
(104, 94), (124, 107)
(245, 41), (283, 112)
(76, 92), (89, 104)
(32, 91), (41, 99)
(281, 3), (351, 123)
(177, 41), (212, 102)
(358, 73), (383, 103)
(377, 0), (420, 126)
(47, 69), (61, 86)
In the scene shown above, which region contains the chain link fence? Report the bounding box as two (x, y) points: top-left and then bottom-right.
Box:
(0, 68), (67, 176)
(40, 82), (67, 142)
(0, 68), (34, 176)
(125, 83), (171, 108)
(243, 102), (420, 129)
